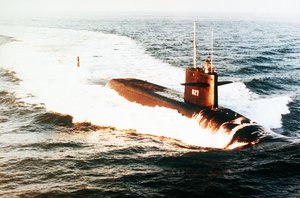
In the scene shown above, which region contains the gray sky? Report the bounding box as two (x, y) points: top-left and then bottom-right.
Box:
(0, 0), (299, 19)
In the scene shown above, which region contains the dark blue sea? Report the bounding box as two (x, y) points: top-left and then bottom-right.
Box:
(0, 16), (299, 197)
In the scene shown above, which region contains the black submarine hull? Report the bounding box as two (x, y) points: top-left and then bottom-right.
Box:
(108, 78), (265, 147)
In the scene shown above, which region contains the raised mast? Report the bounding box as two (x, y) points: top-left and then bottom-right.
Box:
(184, 23), (218, 109)
(211, 28), (214, 69)
(193, 21), (197, 69)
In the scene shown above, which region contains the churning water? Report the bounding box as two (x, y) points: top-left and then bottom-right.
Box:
(0, 16), (299, 197)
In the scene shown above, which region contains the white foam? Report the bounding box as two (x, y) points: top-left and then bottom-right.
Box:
(219, 82), (291, 130)
(0, 25), (291, 148)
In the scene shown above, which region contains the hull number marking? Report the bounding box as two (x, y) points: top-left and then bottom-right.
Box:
(192, 89), (199, 96)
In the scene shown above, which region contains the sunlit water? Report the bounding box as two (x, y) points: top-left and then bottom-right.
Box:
(0, 17), (299, 197)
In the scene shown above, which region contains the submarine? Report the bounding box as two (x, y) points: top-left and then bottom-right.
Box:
(108, 22), (264, 147)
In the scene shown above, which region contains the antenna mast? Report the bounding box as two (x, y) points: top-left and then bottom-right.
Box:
(211, 28), (214, 68)
(193, 21), (197, 69)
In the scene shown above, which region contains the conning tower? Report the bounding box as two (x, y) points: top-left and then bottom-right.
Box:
(183, 23), (221, 109)
(184, 60), (218, 109)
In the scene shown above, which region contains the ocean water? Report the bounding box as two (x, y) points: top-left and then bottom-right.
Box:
(0, 16), (299, 197)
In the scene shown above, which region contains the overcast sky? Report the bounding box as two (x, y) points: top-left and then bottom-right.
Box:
(0, 0), (299, 19)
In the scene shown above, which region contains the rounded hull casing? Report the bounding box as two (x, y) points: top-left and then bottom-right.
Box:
(108, 78), (264, 147)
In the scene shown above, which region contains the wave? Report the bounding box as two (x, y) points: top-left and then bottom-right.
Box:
(0, 25), (293, 149)
(33, 112), (118, 131)
(239, 138), (300, 176)
(276, 47), (294, 54)
(246, 56), (275, 64)
(0, 88), (43, 119)
(219, 82), (291, 130)
(33, 112), (73, 127)
(231, 56), (275, 66)
(20, 142), (87, 150)
(261, 50), (280, 56)
(281, 96), (300, 137)
(0, 68), (21, 84)
(251, 160), (300, 177)
(245, 77), (299, 95)
(237, 65), (276, 75)
(0, 91), (17, 105)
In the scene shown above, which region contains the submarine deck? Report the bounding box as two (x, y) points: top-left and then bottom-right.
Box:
(108, 78), (243, 120)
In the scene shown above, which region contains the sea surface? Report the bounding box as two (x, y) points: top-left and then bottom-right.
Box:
(0, 16), (299, 197)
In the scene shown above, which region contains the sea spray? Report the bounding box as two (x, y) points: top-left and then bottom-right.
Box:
(0, 25), (291, 148)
